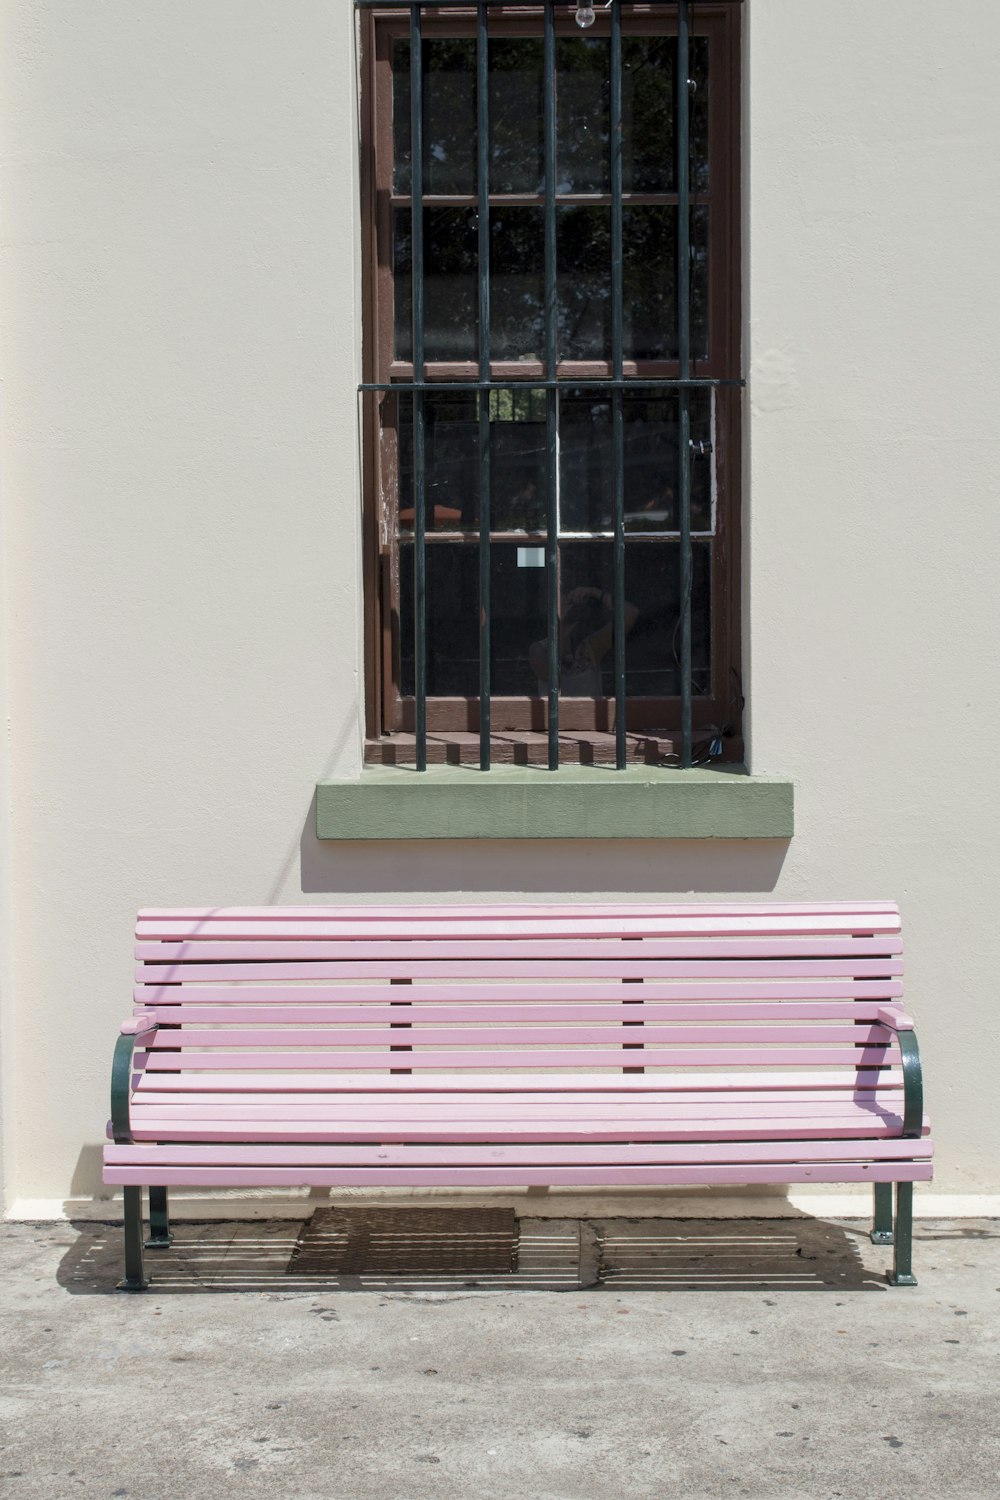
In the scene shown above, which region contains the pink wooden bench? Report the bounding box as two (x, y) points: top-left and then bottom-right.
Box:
(104, 902), (930, 1289)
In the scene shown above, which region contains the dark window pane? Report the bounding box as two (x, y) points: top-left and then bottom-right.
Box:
(492, 543), (549, 696)
(622, 36), (708, 193)
(557, 37), (609, 194)
(398, 507), (711, 702)
(621, 392), (712, 533)
(400, 542), (480, 698)
(623, 205), (708, 361)
(490, 388), (549, 533)
(395, 207), (479, 362)
(394, 40), (478, 197)
(490, 207), (544, 360)
(397, 393), (480, 534)
(559, 390), (712, 535)
(558, 206), (610, 360)
(559, 541), (711, 698)
(396, 390), (550, 537)
(490, 39), (544, 195)
(400, 542), (552, 698)
(559, 392), (612, 534)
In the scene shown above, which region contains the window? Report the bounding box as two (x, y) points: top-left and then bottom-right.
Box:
(359, 1), (742, 769)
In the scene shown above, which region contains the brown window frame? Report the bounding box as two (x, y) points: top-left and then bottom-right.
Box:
(360, 3), (743, 763)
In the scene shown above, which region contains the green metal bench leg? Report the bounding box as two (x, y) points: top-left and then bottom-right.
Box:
(145, 1186), (173, 1249)
(118, 1186), (149, 1291)
(871, 1182), (894, 1244)
(887, 1181), (917, 1286)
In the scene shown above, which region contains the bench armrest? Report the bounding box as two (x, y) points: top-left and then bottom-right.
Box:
(892, 1026), (924, 1139)
(110, 1019), (158, 1144)
(875, 1005), (915, 1032)
(120, 1014), (158, 1037)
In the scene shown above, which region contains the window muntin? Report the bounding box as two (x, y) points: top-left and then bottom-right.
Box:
(361, 3), (742, 763)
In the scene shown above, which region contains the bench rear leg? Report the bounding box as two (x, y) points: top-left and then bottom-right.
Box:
(871, 1182), (894, 1244)
(117, 1186), (149, 1292)
(886, 1181), (917, 1287)
(145, 1186), (173, 1248)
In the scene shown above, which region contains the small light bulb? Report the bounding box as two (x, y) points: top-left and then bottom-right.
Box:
(575, 5), (596, 27)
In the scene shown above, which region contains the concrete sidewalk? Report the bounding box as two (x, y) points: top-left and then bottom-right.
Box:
(1, 1215), (998, 1498)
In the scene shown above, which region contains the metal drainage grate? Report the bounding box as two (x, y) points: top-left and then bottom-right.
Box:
(287, 1206), (518, 1277)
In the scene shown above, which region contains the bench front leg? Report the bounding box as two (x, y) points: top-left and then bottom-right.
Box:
(118, 1186), (149, 1292)
(887, 1181), (917, 1286)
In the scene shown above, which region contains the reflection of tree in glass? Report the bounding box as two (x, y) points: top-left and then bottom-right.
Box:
(490, 40), (544, 194)
(556, 39), (610, 194)
(393, 41), (478, 196)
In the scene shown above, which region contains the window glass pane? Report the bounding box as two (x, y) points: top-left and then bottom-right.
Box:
(394, 40), (477, 197)
(393, 34), (708, 197)
(623, 204), (708, 361)
(622, 36), (708, 193)
(397, 393), (479, 534)
(557, 37), (609, 195)
(398, 536), (710, 699)
(559, 390), (713, 535)
(559, 541), (711, 698)
(483, 207), (710, 366)
(490, 39), (544, 195)
(400, 542), (553, 699)
(395, 207), (479, 362)
(400, 542), (480, 698)
(489, 207), (544, 360)
(396, 390), (550, 535)
(492, 543), (549, 696)
(558, 205), (610, 360)
(490, 388), (549, 533)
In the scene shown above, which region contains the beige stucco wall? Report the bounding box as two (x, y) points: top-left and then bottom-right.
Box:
(0, 0), (997, 1210)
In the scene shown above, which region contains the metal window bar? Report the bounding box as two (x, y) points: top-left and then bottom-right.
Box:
(477, 2), (492, 770)
(410, 4), (427, 771)
(358, 0), (745, 772)
(677, 0), (693, 769)
(543, 0), (559, 770)
(610, 0), (626, 769)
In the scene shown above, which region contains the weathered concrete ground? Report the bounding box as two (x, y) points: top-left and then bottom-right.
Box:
(1, 1215), (998, 1499)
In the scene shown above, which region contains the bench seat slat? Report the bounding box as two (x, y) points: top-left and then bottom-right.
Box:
(124, 1123), (921, 1144)
(105, 1139), (932, 1166)
(128, 1098), (911, 1122)
(142, 1024), (898, 1049)
(103, 1162), (934, 1187)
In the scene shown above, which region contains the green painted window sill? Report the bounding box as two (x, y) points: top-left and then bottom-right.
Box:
(315, 765), (793, 841)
